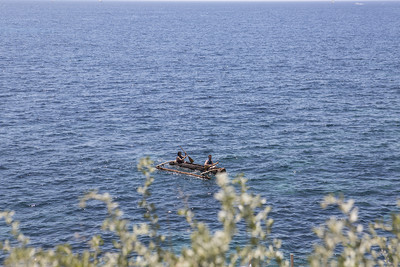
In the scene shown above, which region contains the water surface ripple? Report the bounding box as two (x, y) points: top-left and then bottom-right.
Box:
(1, 1), (400, 265)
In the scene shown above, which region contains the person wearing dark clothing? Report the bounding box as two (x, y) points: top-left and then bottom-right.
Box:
(176, 151), (187, 164)
(204, 154), (218, 170)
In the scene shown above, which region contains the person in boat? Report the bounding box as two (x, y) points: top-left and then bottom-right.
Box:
(176, 151), (187, 164)
(204, 154), (218, 170)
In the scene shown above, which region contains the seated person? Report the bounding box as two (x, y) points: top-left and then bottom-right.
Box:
(204, 154), (218, 169)
(176, 151), (187, 164)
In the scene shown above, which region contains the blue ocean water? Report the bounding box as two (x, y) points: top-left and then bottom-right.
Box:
(1, 1), (400, 264)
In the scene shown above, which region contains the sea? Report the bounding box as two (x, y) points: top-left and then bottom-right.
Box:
(1, 0), (399, 265)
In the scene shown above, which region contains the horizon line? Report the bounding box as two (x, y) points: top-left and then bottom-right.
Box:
(4, 0), (399, 2)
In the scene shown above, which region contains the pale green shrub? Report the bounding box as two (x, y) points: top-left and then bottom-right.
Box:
(0, 157), (287, 266)
(2, 157), (400, 266)
(309, 195), (400, 267)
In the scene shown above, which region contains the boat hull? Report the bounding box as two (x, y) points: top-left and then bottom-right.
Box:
(169, 161), (226, 174)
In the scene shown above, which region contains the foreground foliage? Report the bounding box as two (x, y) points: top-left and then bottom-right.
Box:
(0, 158), (285, 266)
(1, 157), (400, 266)
(309, 195), (400, 267)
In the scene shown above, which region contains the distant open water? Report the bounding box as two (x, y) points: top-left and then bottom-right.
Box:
(1, 1), (400, 265)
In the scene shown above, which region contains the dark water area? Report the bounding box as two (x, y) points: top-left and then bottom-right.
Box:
(1, 1), (400, 265)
